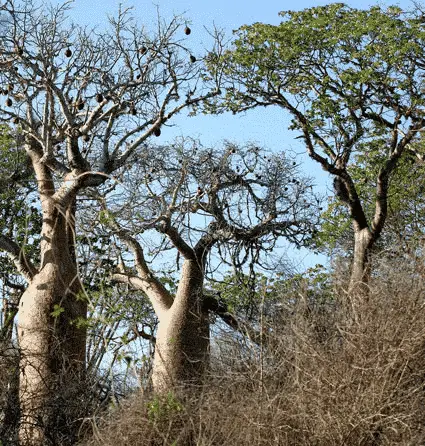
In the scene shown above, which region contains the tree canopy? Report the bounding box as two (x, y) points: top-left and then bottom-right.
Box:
(206, 3), (425, 288)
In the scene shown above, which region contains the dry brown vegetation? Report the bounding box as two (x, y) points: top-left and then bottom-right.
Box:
(79, 261), (425, 446)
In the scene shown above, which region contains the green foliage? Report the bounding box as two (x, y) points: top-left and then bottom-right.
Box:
(146, 392), (183, 423)
(279, 264), (334, 305)
(98, 210), (114, 226)
(312, 200), (351, 254)
(51, 304), (65, 318)
(0, 125), (40, 275)
(209, 3), (425, 136)
(210, 272), (280, 319)
(314, 148), (425, 255)
(210, 266), (333, 321)
(207, 4), (425, 257)
(349, 147), (425, 244)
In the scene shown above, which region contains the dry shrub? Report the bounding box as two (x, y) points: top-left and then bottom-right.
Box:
(0, 341), (19, 445)
(80, 265), (425, 445)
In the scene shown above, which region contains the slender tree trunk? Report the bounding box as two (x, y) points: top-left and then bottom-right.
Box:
(350, 226), (374, 295)
(17, 201), (87, 445)
(152, 259), (209, 392)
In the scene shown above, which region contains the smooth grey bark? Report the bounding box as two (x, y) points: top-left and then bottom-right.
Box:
(17, 189), (86, 445)
(152, 259), (209, 391)
(111, 218), (215, 392)
(350, 226), (373, 294)
(113, 244), (210, 392)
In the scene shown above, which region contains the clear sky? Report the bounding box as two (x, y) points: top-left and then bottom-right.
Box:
(59, 0), (417, 271)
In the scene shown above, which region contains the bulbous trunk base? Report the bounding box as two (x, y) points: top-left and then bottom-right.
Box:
(152, 312), (210, 392)
(151, 259), (210, 393)
(18, 263), (87, 446)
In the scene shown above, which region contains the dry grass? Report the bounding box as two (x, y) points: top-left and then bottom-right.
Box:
(79, 265), (425, 446)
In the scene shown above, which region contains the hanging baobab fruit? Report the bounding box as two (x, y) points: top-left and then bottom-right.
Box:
(153, 127), (161, 137)
(6, 98), (13, 107)
(190, 55), (196, 63)
(139, 46), (147, 55)
(184, 26), (191, 35)
(96, 93), (103, 103)
(65, 48), (72, 57)
(77, 100), (84, 110)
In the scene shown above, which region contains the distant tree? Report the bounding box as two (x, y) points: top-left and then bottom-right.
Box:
(104, 140), (319, 391)
(206, 4), (425, 293)
(0, 0), (220, 443)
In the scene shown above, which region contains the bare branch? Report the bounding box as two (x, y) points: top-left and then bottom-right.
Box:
(0, 234), (37, 281)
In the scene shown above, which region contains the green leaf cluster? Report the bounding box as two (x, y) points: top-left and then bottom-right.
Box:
(207, 4), (425, 143)
(146, 392), (183, 423)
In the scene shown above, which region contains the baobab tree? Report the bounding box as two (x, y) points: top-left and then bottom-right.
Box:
(206, 4), (425, 292)
(0, 0), (220, 443)
(103, 140), (319, 391)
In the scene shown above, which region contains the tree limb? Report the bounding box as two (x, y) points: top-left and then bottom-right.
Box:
(0, 234), (37, 281)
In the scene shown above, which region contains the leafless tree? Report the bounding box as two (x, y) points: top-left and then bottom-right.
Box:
(103, 140), (319, 392)
(0, 0), (220, 443)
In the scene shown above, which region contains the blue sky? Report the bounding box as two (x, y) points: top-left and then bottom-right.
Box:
(69, 0), (414, 29)
(63, 0), (416, 155)
(62, 0), (416, 271)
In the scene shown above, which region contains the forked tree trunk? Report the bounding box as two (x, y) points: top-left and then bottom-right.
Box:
(152, 259), (210, 392)
(17, 201), (87, 445)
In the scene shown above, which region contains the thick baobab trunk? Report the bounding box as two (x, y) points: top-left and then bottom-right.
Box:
(350, 226), (373, 295)
(17, 202), (86, 445)
(152, 259), (209, 392)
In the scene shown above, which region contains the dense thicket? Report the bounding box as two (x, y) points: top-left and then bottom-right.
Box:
(80, 260), (425, 445)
